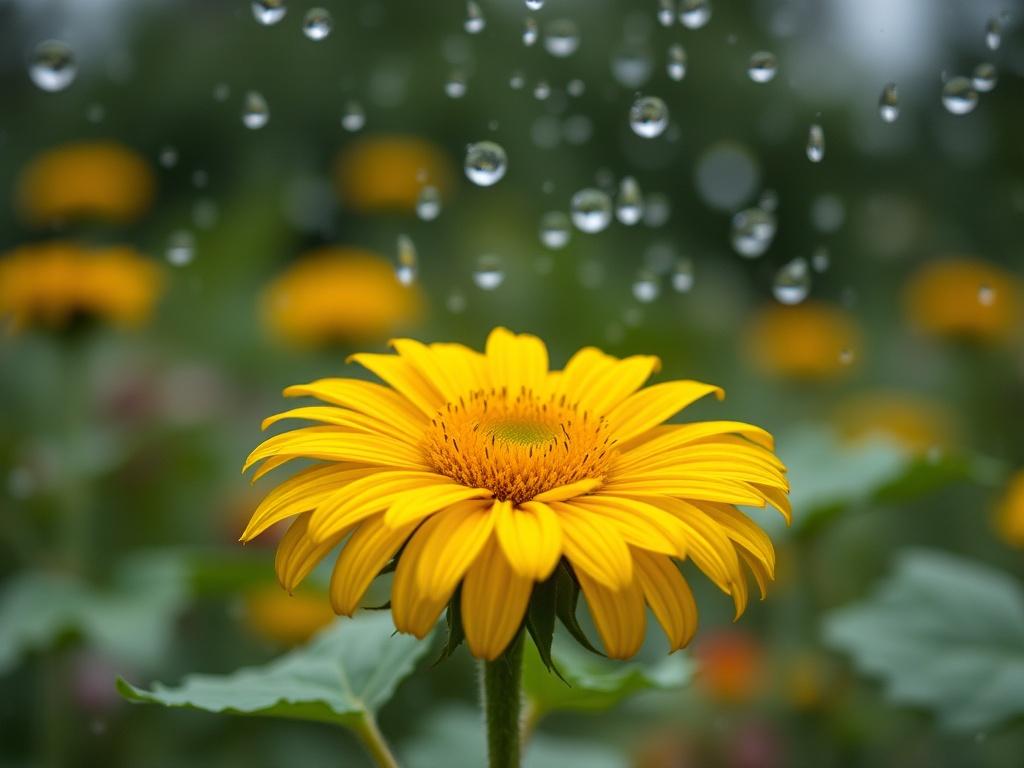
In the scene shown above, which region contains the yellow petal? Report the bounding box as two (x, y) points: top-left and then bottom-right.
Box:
(413, 501), (496, 600)
(348, 352), (444, 417)
(574, 567), (646, 659)
(600, 477), (765, 507)
(632, 549), (697, 651)
(497, 500), (563, 580)
(568, 494), (689, 557)
(383, 485), (493, 527)
(284, 378), (425, 434)
(552, 502), (633, 589)
(532, 477), (601, 502)
(606, 381), (725, 443)
(618, 421), (775, 458)
(244, 427), (429, 474)
(485, 327), (549, 394)
(571, 354), (662, 415)
(274, 512), (347, 593)
(388, 338), (465, 402)
(261, 406), (410, 443)
(329, 513), (417, 615)
(390, 519), (454, 638)
(462, 538), (532, 660)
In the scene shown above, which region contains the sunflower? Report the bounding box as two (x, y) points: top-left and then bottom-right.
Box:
(16, 141), (155, 225)
(833, 391), (954, 456)
(242, 328), (790, 660)
(262, 247), (423, 346)
(333, 135), (455, 213)
(745, 302), (861, 381)
(0, 241), (163, 332)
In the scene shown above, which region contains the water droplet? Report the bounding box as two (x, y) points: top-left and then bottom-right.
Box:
(679, 0), (712, 29)
(523, 17), (538, 46)
(644, 193), (671, 227)
(838, 348), (855, 365)
(772, 257), (811, 304)
(303, 8), (332, 40)
(667, 44), (687, 81)
(445, 70), (468, 98)
(811, 246), (830, 272)
(472, 254), (505, 290)
(509, 71), (526, 90)
(193, 198), (219, 229)
(972, 62), (997, 93)
(759, 188), (778, 212)
(192, 169), (209, 188)
(629, 95), (669, 138)
(571, 188), (613, 233)
(213, 82), (231, 102)
(416, 186), (442, 221)
(539, 211), (572, 249)
(978, 283), (996, 306)
(615, 176), (644, 225)
(632, 270), (660, 303)
(252, 0), (286, 25)
(567, 79), (586, 97)
(533, 79), (551, 100)
(340, 100), (366, 131)
(942, 76), (978, 115)
(241, 91), (270, 129)
(158, 146), (178, 169)
(396, 235), (417, 285)
(611, 45), (654, 88)
(747, 51), (777, 83)
(29, 40), (77, 92)
(671, 258), (695, 292)
(811, 193), (845, 233)
(465, 1), (486, 34)
(166, 230), (195, 267)
(985, 17), (1002, 50)
(446, 290), (467, 314)
(730, 207), (777, 258)
(464, 141), (507, 186)
(879, 82), (899, 123)
(657, 0), (675, 27)
(806, 123), (825, 162)
(525, 0), (544, 9)
(544, 19), (580, 57)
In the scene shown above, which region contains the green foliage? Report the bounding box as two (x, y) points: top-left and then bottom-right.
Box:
(823, 549), (1024, 732)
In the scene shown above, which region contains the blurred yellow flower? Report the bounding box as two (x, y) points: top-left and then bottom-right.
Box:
(242, 328), (790, 660)
(262, 247), (423, 345)
(243, 586), (337, 646)
(993, 470), (1024, 549)
(833, 391), (953, 455)
(694, 630), (764, 704)
(0, 241), (163, 332)
(745, 302), (861, 380)
(16, 141), (156, 225)
(905, 257), (1021, 342)
(333, 135), (455, 213)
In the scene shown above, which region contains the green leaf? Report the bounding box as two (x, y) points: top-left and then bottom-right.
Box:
(823, 549), (1024, 732)
(434, 589), (465, 664)
(525, 574), (557, 674)
(118, 612), (432, 727)
(553, 565), (603, 657)
(522, 633), (692, 716)
(0, 551), (189, 675)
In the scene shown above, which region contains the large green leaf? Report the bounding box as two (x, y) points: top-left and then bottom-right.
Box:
(522, 634), (691, 716)
(118, 612), (431, 727)
(0, 551), (188, 674)
(823, 549), (1024, 732)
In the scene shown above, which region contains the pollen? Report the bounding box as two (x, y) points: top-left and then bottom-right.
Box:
(424, 387), (615, 505)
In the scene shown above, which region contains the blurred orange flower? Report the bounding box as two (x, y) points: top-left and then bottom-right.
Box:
(243, 586), (336, 646)
(745, 302), (861, 380)
(993, 470), (1024, 549)
(16, 141), (155, 225)
(694, 630), (764, 704)
(262, 247), (423, 345)
(833, 391), (954, 455)
(0, 241), (164, 332)
(333, 135), (455, 213)
(904, 257), (1021, 342)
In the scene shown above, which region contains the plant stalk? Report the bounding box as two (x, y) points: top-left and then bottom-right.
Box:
(353, 712), (400, 768)
(482, 632), (525, 768)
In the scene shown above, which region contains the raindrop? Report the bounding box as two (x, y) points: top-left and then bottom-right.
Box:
(644, 193), (671, 226)
(629, 95), (669, 138)
(395, 235), (417, 285)
(509, 71), (526, 90)
(241, 91), (270, 129)
(473, 254), (505, 290)
(465, 2), (486, 34)
(730, 207), (777, 258)
(570, 188), (613, 233)
(632, 270), (660, 303)
(811, 246), (830, 272)
(657, 0), (675, 27)
(611, 45), (654, 88)
(567, 79), (586, 97)
(464, 141), (507, 186)
(192, 169), (209, 188)
(446, 290), (467, 314)
(544, 19), (580, 57)
(978, 284), (996, 306)
(526, 0), (544, 9)
(158, 146), (178, 169)
(772, 257), (811, 304)
(252, 0), (286, 25)
(941, 76), (978, 115)
(747, 51), (777, 83)
(416, 186), (442, 221)
(838, 348), (855, 366)
(806, 123), (825, 163)
(972, 62), (997, 93)
(667, 44), (687, 81)
(985, 17), (1002, 50)
(445, 70), (468, 98)
(679, 0), (712, 29)
(759, 188), (778, 212)
(671, 258), (695, 292)
(539, 211), (572, 249)
(879, 82), (899, 123)
(29, 40), (77, 92)
(302, 7), (333, 40)
(615, 176), (644, 225)
(166, 230), (195, 267)
(213, 82), (231, 102)
(523, 17), (538, 46)
(811, 193), (845, 233)
(533, 80), (551, 100)
(340, 100), (366, 131)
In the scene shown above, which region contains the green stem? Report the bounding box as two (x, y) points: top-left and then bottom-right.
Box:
(353, 712), (400, 768)
(482, 633), (524, 768)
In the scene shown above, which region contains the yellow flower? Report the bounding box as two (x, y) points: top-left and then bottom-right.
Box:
(333, 135), (454, 213)
(16, 142), (155, 225)
(833, 392), (953, 455)
(0, 241), (163, 332)
(745, 302), (861, 380)
(993, 470), (1024, 548)
(262, 247), (423, 346)
(243, 586), (337, 646)
(242, 328), (790, 660)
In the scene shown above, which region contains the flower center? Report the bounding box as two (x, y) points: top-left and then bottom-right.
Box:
(424, 388), (615, 505)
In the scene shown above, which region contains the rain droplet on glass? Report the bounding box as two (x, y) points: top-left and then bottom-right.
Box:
(571, 188), (613, 233)
(629, 95), (669, 138)
(252, 0), (287, 25)
(473, 254), (505, 290)
(465, 1), (486, 34)
(806, 123), (825, 163)
(539, 211), (572, 249)
(464, 141), (507, 186)
(731, 207), (777, 258)
(747, 51), (777, 83)
(416, 186), (442, 221)
(29, 40), (76, 92)
(667, 44), (687, 81)
(773, 258), (811, 305)
(615, 176), (644, 225)
(941, 76), (978, 115)
(679, 0), (712, 29)
(879, 82), (899, 123)
(544, 19), (580, 57)
(303, 7), (333, 40)
(242, 91), (270, 129)
(396, 235), (417, 286)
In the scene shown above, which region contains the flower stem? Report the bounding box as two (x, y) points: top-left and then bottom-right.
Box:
(353, 712), (400, 768)
(482, 632), (525, 768)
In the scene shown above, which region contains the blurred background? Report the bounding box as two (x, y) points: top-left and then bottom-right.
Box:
(2, 0), (1024, 766)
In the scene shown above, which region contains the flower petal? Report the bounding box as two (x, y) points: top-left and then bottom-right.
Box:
(497, 500), (563, 581)
(462, 538), (532, 660)
(485, 327), (548, 394)
(284, 378), (426, 433)
(551, 501), (633, 589)
(348, 352), (445, 417)
(383, 484), (493, 527)
(532, 477), (601, 503)
(632, 549), (697, 651)
(329, 513), (418, 615)
(413, 501), (496, 601)
(244, 427), (430, 474)
(274, 512), (347, 593)
(606, 381), (725, 443)
(574, 566), (646, 659)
